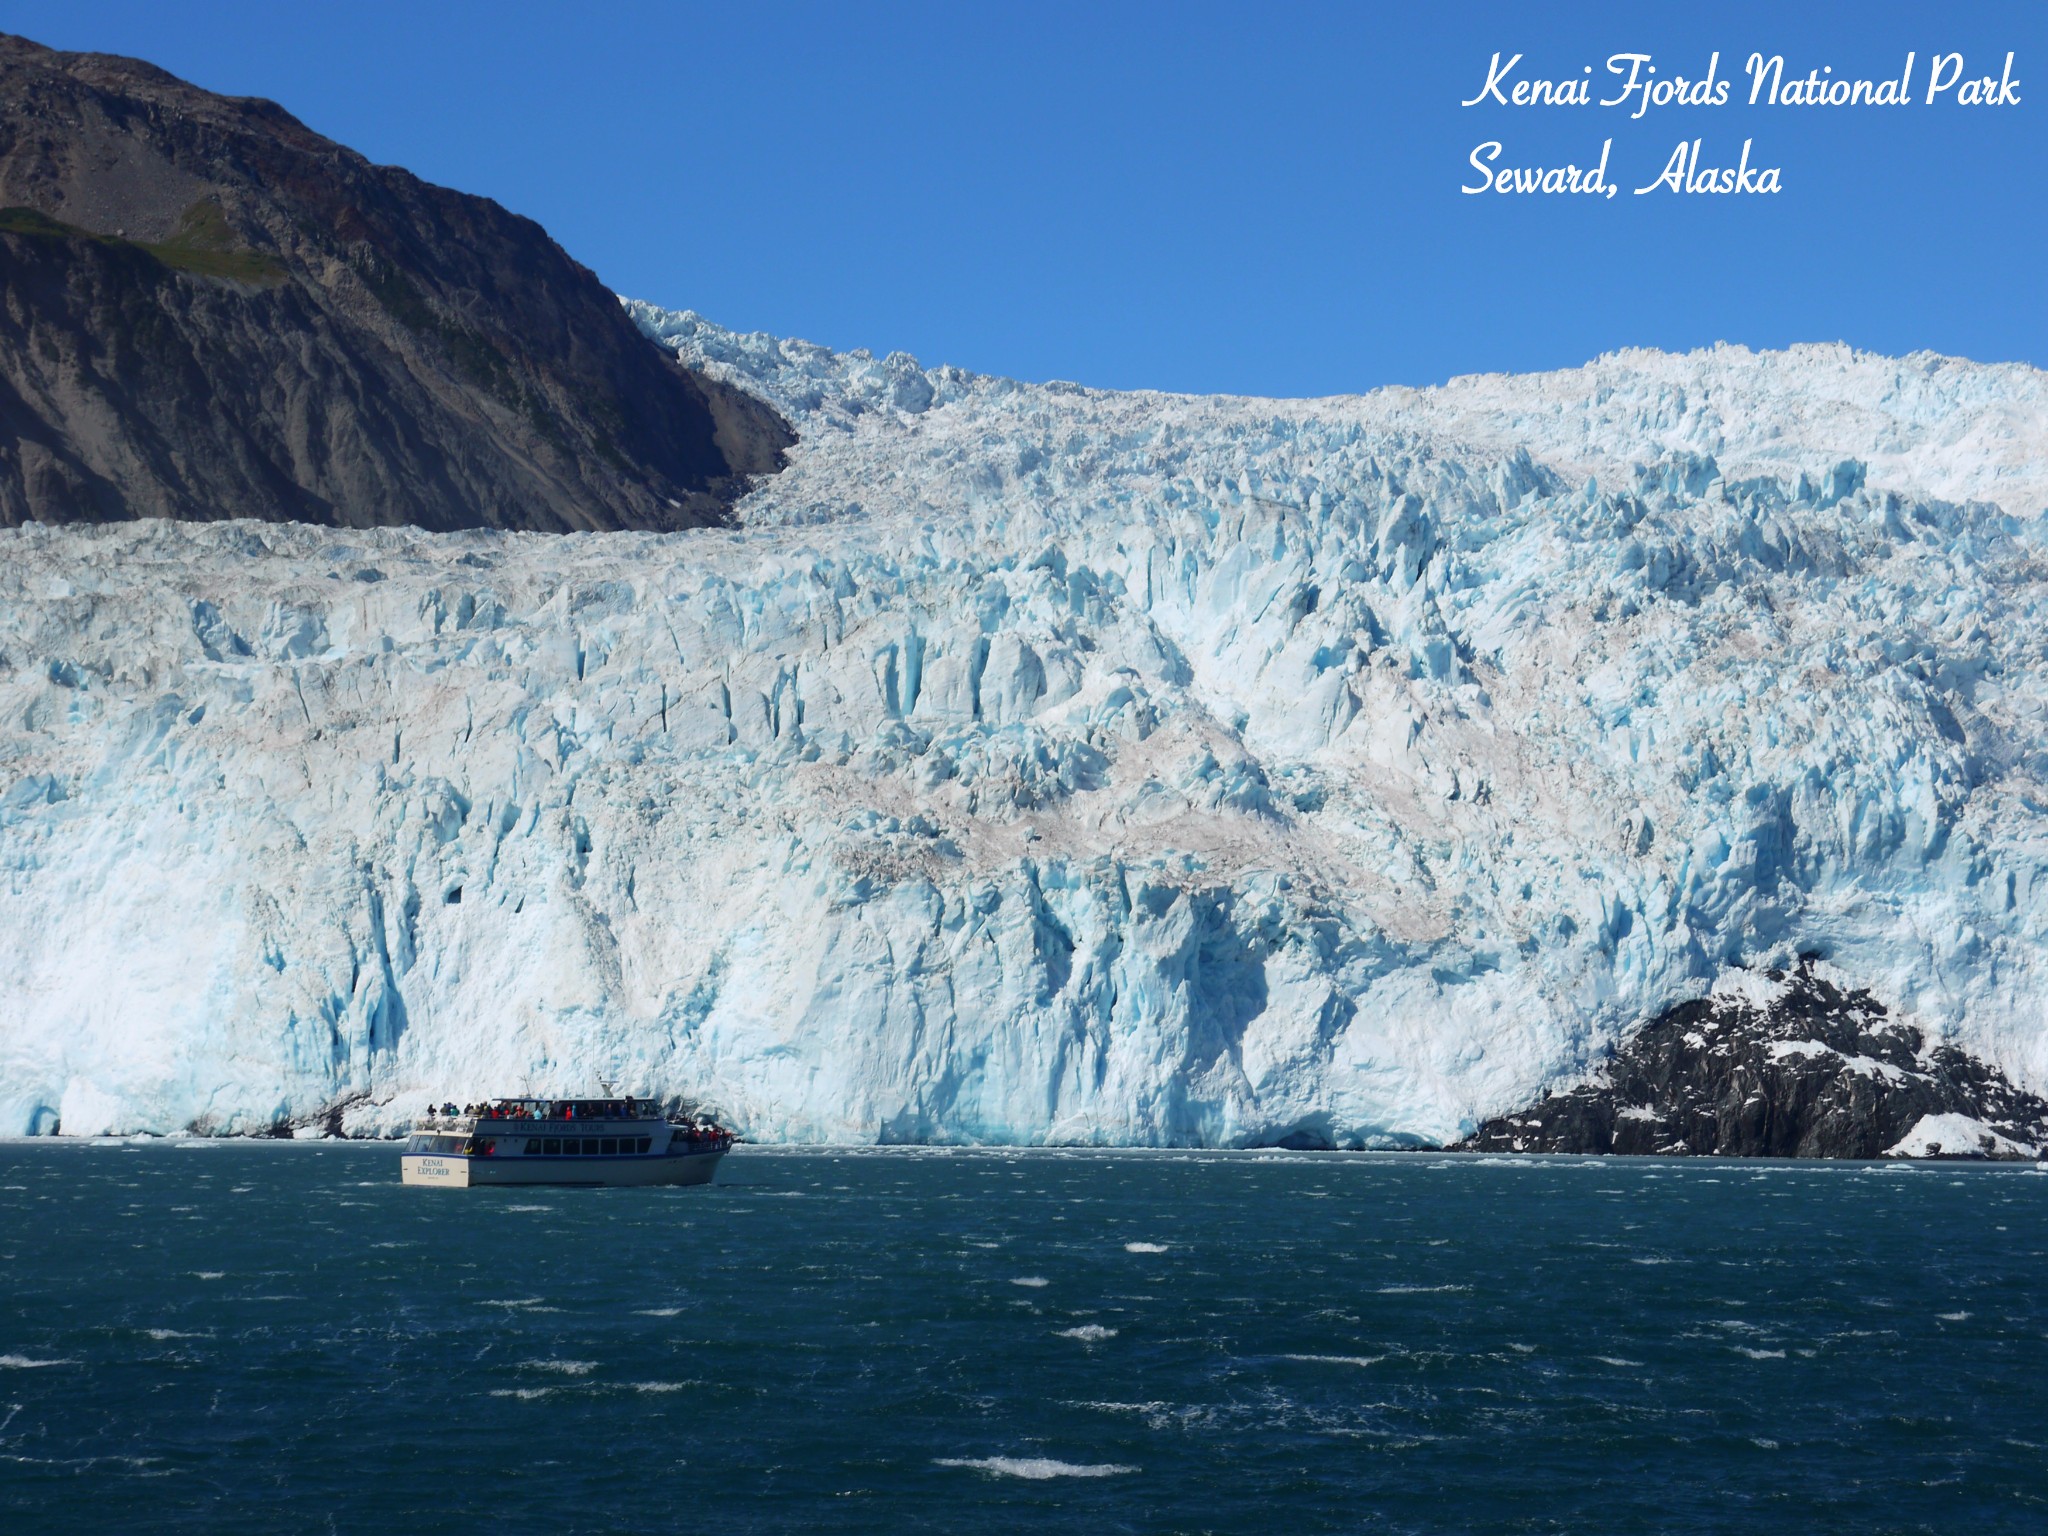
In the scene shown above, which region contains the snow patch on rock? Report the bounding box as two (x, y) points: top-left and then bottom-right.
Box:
(1885, 1113), (2037, 1160)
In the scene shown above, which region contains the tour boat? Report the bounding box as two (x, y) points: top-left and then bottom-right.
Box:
(400, 1096), (733, 1187)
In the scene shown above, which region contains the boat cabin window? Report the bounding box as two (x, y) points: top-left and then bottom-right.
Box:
(430, 1130), (667, 1155)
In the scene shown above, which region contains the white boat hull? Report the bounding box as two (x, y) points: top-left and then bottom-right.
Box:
(401, 1148), (727, 1188)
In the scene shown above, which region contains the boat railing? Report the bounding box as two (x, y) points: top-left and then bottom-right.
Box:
(408, 1110), (735, 1145)
(410, 1113), (713, 1132)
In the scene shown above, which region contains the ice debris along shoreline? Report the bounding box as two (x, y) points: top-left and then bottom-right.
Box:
(1, 309), (2045, 1145)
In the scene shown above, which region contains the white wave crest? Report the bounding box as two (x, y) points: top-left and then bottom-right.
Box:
(1376, 1284), (1470, 1294)
(935, 1457), (1136, 1479)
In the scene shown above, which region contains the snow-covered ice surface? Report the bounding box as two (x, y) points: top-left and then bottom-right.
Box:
(1884, 1113), (2037, 1160)
(2, 307), (2046, 1144)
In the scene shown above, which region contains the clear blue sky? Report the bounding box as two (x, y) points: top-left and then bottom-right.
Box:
(10, 1), (2043, 395)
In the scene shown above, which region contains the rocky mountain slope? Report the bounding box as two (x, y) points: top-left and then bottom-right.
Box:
(0, 305), (2044, 1146)
(0, 34), (789, 532)
(1462, 962), (2048, 1158)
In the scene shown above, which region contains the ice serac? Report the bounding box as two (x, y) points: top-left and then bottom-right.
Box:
(1, 308), (2045, 1145)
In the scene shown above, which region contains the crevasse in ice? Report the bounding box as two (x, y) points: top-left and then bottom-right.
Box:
(0, 304), (2042, 1143)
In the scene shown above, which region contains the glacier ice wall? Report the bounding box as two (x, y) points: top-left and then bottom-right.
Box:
(1, 309), (2045, 1143)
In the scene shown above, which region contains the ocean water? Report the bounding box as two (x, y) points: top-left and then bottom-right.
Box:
(1, 1145), (2043, 1534)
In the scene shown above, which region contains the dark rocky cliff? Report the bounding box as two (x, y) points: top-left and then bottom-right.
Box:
(1462, 962), (2048, 1159)
(0, 33), (790, 532)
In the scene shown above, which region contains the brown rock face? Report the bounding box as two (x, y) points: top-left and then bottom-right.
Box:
(0, 33), (791, 532)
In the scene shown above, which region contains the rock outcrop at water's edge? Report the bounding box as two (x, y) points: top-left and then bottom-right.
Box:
(1462, 963), (2048, 1160)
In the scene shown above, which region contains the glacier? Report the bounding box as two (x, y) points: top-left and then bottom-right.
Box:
(1, 306), (2045, 1144)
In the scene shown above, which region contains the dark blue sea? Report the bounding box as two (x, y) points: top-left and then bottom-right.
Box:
(1, 1144), (2043, 1534)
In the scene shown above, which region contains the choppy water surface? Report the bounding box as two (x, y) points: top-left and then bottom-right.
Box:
(1, 1145), (2043, 1534)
